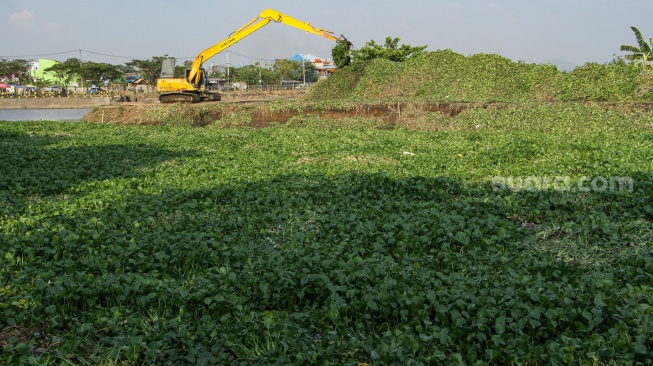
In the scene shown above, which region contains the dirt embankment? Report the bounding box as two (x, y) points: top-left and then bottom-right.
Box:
(80, 90), (310, 124)
(77, 83), (653, 130)
(83, 99), (484, 127)
(220, 89), (308, 103)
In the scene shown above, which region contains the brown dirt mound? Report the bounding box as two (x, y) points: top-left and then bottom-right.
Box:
(83, 101), (498, 128)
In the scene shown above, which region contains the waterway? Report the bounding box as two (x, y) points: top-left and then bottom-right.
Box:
(0, 108), (92, 122)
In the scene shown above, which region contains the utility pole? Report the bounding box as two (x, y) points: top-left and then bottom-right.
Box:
(79, 49), (83, 66)
(258, 60), (262, 87)
(79, 50), (84, 89)
(302, 54), (306, 85)
(226, 51), (230, 88)
(32, 65), (38, 86)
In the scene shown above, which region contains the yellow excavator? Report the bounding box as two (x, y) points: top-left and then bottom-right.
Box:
(157, 9), (350, 103)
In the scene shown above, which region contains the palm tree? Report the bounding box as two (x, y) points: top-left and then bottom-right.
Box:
(620, 26), (653, 70)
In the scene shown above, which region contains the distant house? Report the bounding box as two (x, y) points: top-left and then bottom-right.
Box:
(287, 54), (337, 80)
(30, 59), (63, 84)
(207, 77), (225, 90)
(280, 80), (303, 86)
(125, 75), (146, 86)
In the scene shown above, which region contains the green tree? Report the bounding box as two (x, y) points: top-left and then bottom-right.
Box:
(0, 59), (33, 85)
(352, 37), (427, 63)
(78, 62), (123, 88)
(232, 63), (275, 85)
(44, 58), (82, 86)
(45, 59), (122, 88)
(273, 59), (317, 83)
(126, 56), (169, 85)
(620, 26), (653, 70)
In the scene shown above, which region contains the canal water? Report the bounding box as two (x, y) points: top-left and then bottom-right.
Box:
(0, 109), (92, 122)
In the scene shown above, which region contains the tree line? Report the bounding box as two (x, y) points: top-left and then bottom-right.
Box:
(0, 56), (320, 88)
(0, 37), (442, 88)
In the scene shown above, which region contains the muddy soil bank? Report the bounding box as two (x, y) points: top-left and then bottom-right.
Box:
(83, 99), (653, 130)
(83, 101), (499, 127)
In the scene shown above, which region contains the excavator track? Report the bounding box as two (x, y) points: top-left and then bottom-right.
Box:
(159, 92), (201, 103)
(159, 91), (221, 103)
(201, 92), (221, 102)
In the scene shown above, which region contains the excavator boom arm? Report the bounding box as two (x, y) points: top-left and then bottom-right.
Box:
(187, 9), (341, 85)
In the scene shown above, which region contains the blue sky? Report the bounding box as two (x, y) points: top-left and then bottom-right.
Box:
(1, 0), (651, 70)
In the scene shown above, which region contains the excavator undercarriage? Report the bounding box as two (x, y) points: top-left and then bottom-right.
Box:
(158, 91), (220, 104)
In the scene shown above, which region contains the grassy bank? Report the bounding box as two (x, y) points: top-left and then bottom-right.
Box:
(307, 50), (653, 103)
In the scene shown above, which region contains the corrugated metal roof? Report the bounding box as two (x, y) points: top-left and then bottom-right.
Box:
(288, 54), (325, 63)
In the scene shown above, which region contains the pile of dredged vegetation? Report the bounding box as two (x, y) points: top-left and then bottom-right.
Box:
(308, 49), (653, 102)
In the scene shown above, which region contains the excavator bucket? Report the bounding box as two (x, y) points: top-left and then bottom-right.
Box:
(332, 37), (353, 68)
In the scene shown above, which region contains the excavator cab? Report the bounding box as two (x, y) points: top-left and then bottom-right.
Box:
(160, 57), (176, 79)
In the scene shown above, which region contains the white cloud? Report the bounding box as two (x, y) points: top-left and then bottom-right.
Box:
(10, 10), (36, 26)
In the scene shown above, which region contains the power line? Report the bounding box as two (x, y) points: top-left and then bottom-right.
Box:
(176, 51), (277, 62)
(0, 50), (79, 58)
(82, 50), (139, 60)
(0, 49), (139, 60)
(228, 51), (276, 62)
(2, 49), (289, 64)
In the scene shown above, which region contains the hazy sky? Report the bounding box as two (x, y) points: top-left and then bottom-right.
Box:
(2, 0), (651, 70)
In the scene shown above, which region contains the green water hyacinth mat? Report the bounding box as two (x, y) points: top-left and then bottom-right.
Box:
(1, 120), (652, 365)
